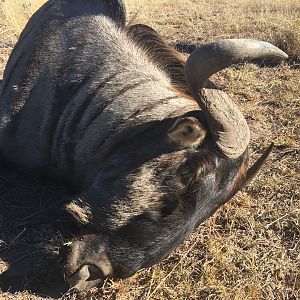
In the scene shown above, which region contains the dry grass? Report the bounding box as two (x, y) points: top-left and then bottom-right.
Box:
(0, 0), (299, 299)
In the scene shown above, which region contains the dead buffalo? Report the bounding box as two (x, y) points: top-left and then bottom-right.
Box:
(0, 0), (287, 290)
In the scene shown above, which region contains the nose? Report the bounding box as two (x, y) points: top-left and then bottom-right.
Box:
(63, 237), (113, 290)
(66, 264), (104, 290)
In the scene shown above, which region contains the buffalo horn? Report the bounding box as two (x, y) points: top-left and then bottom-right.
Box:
(242, 143), (274, 188)
(184, 39), (288, 159)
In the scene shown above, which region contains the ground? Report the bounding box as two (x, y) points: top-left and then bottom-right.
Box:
(0, 0), (299, 299)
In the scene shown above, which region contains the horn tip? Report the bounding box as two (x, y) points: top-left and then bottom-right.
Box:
(278, 51), (289, 59)
(267, 142), (275, 152)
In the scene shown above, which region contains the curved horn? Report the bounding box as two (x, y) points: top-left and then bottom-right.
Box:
(185, 39), (288, 91)
(184, 39), (288, 159)
(242, 143), (274, 188)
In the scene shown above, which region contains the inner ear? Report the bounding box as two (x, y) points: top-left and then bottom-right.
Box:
(168, 117), (207, 148)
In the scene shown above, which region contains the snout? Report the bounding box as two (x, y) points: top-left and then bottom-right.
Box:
(66, 264), (104, 290)
(63, 235), (113, 290)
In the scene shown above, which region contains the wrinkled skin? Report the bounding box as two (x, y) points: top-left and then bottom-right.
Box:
(0, 0), (272, 290)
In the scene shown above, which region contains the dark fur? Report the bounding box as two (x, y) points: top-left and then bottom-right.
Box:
(0, 0), (249, 289)
(127, 24), (189, 95)
(126, 24), (218, 95)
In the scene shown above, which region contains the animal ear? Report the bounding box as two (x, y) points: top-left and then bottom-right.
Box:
(168, 117), (207, 148)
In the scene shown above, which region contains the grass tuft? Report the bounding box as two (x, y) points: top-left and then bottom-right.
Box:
(271, 22), (300, 63)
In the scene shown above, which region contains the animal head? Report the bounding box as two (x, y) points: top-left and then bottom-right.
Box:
(2, 0), (286, 291)
(61, 21), (284, 290)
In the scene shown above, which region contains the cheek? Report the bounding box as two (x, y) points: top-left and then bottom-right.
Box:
(109, 218), (192, 274)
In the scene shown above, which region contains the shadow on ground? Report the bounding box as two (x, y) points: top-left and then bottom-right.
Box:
(0, 162), (79, 298)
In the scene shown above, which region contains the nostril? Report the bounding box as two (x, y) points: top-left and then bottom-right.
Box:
(85, 264), (103, 281)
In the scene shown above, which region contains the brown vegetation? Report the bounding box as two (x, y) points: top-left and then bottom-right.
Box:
(0, 0), (299, 299)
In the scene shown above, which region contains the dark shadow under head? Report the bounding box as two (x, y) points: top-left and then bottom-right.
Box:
(0, 162), (77, 298)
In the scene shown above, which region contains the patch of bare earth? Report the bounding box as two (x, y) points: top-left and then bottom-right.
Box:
(0, 0), (299, 299)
